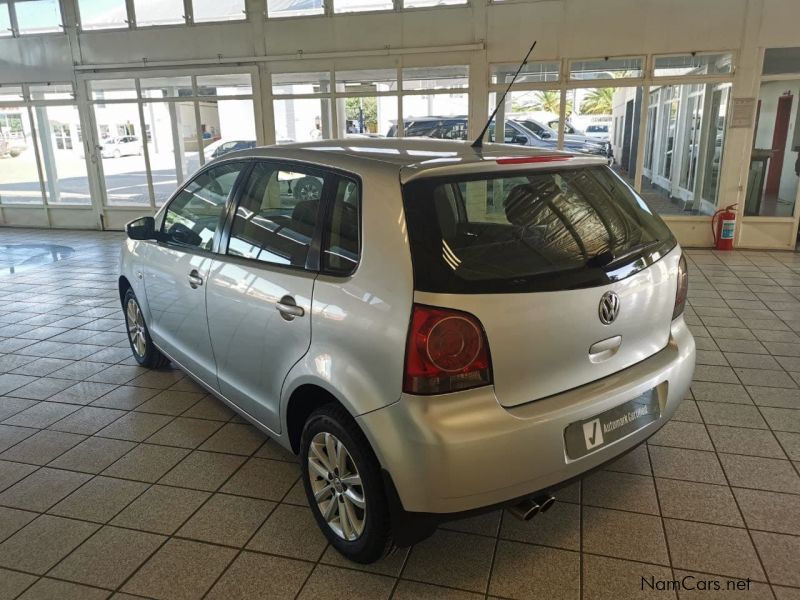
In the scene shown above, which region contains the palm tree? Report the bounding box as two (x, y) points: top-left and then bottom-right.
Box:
(580, 88), (615, 115)
(509, 90), (572, 116)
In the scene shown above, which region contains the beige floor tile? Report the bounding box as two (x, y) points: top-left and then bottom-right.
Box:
(134, 390), (204, 416)
(0, 514), (99, 574)
(158, 450), (246, 491)
(199, 422), (267, 455)
(403, 529), (494, 593)
(0, 567), (37, 599)
(221, 457), (299, 500)
(90, 385), (160, 410)
(48, 437), (137, 474)
(320, 544), (409, 577)
(102, 443), (189, 483)
(49, 476), (147, 523)
(16, 578), (111, 600)
(707, 425), (787, 458)
(111, 484), (209, 534)
(3, 401), (80, 428)
(602, 444), (652, 476)
(205, 551), (312, 600)
(582, 470), (660, 515)
(50, 525), (165, 588)
(247, 503), (327, 560)
(441, 510), (501, 537)
(46, 381), (117, 405)
(489, 540), (580, 600)
(297, 564), (394, 600)
(49, 406), (126, 436)
(122, 538), (237, 600)
(95, 412), (173, 442)
(648, 446), (727, 485)
(394, 580), (483, 599)
(673, 570), (774, 599)
(177, 493), (273, 546)
(734, 488), (800, 535)
(583, 554), (675, 600)
(582, 506), (669, 565)
(751, 531), (800, 587)
(0, 429), (85, 465)
(0, 460), (37, 493)
(719, 453), (800, 493)
(664, 519), (765, 580)
(0, 467), (91, 511)
(144, 417), (222, 449)
(499, 502), (580, 551)
(697, 402), (769, 429)
(0, 506), (37, 542)
(655, 478), (743, 526)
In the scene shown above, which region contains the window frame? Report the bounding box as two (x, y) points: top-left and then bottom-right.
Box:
(157, 158), (251, 255)
(319, 173), (362, 277)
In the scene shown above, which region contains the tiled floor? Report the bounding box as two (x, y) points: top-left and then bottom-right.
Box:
(1, 228), (800, 600)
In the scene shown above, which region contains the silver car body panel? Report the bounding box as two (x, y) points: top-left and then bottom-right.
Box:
(119, 138), (695, 516)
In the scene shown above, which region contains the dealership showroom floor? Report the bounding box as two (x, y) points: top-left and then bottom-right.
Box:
(0, 228), (797, 600)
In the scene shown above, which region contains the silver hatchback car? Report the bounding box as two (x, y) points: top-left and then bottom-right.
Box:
(120, 138), (695, 563)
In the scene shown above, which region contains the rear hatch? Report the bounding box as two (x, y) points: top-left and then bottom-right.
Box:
(402, 162), (678, 407)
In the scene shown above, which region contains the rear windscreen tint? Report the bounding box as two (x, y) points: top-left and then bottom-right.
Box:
(402, 166), (675, 294)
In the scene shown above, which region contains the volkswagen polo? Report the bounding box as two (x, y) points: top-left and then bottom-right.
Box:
(119, 138), (695, 563)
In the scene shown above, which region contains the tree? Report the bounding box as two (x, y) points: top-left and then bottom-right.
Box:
(580, 88), (615, 115)
(345, 97), (378, 133)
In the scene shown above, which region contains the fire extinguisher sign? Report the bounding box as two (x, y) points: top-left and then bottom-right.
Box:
(721, 220), (736, 239)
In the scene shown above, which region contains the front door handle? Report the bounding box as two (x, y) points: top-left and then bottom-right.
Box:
(187, 270), (204, 289)
(276, 295), (305, 321)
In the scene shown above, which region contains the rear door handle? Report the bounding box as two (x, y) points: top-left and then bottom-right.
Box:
(276, 295), (304, 320)
(187, 270), (204, 289)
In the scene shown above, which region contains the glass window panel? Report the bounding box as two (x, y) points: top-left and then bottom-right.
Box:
(140, 76), (193, 99)
(272, 72), (331, 96)
(29, 83), (74, 101)
(273, 98), (331, 143)
(78, 0), (128, 29)
(337, 96), (397, 137)
(490, 62), (560, 85)
(163, 163), (244, 249)
(322, 177), (360, 275)
(402, 66), (469, 90)
(400, 93), (469, 139)
(228, 162), (324, 267)
(569, 57), (643, 81)
(199, 97), (257, 162)
(404, 0), (465, 7)
(143, 102), (198, 206)
(89, 79), (137, 101)
(0, 107), (43, 204)
(333, 0), (393, 13)
(0, 3), (13, 36)
(192, 0), (246, 22)
(0, 86), (25, 102)
(745, 80), (799, 217)
(763, 47), (800, 76)
(133, 0), (185, 26)
(490, 89), (562, 138)
(196, 74), (252, 97)
(15, 0), (62, 34)
(31, 104), (90, 205)
(267, 0), (324, 18)
(654, 53), (733, 77)
(335, 69), (398, 94)
(642, 83), (730, 216)
(93, 102), (149, 206)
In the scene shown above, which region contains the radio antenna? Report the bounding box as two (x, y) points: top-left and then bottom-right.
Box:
(472, 40), (537, 149)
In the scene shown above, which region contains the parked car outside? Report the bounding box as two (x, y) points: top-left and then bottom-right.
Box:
(203, 139), (257, 161)
(585, 123), (611, 142)
(120, 138), (695, 564)
(101, 136), (143, 159)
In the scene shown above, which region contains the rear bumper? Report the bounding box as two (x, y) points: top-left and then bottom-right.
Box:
(358, 316), (695, 516)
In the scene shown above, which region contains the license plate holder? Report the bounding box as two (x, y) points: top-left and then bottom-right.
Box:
(564, 388), (660, 460)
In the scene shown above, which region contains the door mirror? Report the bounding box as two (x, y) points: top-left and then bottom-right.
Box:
(513, 135), (528, 145)
(126, 216), (157, 241)
(540, 131), (551, 139)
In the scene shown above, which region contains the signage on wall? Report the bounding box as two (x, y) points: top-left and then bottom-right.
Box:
(730, 97), (757, 128)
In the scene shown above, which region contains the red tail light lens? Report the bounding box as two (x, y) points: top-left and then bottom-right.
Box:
(403, 304), (493, 395)
(673, 254), (688, 319)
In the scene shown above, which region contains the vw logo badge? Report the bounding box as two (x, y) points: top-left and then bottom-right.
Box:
(599, 291), (621, 325)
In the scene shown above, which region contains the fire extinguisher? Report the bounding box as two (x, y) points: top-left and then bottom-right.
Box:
(712, 204), (738, 251)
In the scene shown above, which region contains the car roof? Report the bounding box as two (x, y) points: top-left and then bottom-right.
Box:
(219, 138), (607, 183)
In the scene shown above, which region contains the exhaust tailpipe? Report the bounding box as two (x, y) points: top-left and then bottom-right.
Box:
(508, 494), (556, 521)
(508, 498), (541, 521)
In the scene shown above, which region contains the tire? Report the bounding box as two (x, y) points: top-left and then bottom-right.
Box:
(301, 404), (393, 563)
(113, 149), (121, 159)
(123, 288), (170, 369)
(292, 176), (322, 202)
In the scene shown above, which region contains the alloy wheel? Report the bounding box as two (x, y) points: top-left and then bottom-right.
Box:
(297, 180), (321, 202)
(126, 297), (147, 358)
(307, 431), (366, 541)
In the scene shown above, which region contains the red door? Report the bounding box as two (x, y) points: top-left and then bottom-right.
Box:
(765, 94), (793, 197)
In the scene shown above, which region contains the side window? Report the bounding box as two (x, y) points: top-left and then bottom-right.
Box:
(322, 178), (361, 275)
(162, 162), (244, 250)
(227, 162), (324, 268)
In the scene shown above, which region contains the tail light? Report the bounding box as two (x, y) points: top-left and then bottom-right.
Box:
(673, 254), (688, 319)
(403, 304), (493, 395)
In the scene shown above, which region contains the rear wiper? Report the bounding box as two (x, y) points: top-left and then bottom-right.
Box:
(586, 239), (661, 269)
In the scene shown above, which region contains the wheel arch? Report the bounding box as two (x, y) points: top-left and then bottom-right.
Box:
(285, 383), (359, 455)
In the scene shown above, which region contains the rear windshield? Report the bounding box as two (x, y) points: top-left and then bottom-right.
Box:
(402, 166), (675, 294)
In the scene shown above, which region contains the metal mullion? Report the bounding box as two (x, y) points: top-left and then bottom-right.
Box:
(125, 0), (136, 27)
(272, 93), (330, 101)
(648, 75), (733, 88)
(557, 59), (567, 151)
(184, 0), (193, 24)
(328, 68), (338, 139)
(400, 87), (468, 96)
(193, 98), (205, 167)
(564, 78), (646, 90)
(396, 66), (403, 137)
(7, 0), (19, 36)
(133, 80), (156, 210)
(487, 81), (561, 94)
(24, 102), (49, 219)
